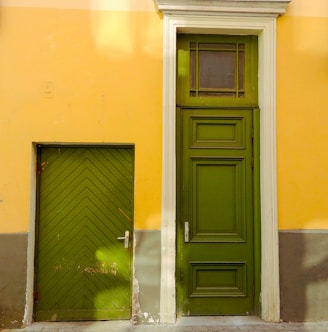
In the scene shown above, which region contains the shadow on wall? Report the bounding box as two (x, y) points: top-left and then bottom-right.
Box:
(279, 229), (328, 321)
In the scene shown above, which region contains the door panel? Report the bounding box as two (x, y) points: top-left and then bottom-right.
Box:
(34, 146), (134, 321)
(192, 158), (246, 242)
(177, 109), (255, 315)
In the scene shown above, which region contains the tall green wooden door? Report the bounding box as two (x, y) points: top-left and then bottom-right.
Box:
(176, 34), (260, 316)
(34, 146), (134, 321)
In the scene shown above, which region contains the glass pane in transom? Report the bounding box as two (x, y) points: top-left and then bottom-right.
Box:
(199, 51), (235, 89)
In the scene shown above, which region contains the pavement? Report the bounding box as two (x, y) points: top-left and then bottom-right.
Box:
(2, 317), (328, 332)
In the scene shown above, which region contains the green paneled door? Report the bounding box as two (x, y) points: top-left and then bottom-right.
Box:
(176, 34), (260, 316)
(177, 109), (258, 315)
(34, 146), (134, 321)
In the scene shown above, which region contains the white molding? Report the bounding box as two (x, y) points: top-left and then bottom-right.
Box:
(160, 14), (280, 323)
(155, 0), (291, 16)
(24, 144), (37, 326)
(159, 15), (178, 324)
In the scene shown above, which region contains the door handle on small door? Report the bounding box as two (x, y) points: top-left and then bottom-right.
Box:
(117, 230), (129, 248)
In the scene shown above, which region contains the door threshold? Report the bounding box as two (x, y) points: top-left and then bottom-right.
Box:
(176, 316), (264, 326)
(25, 317), (264, 330)
(25, 320), (132, 330)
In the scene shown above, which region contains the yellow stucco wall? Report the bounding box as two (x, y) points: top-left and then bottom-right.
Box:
(277, 0), (328, 229)
(0, 1), (163, 232)
(1, 0), (328, 233)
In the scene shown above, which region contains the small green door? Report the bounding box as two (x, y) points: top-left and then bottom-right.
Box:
(176, 34), (260, 316)
(34, 146), (134, 321)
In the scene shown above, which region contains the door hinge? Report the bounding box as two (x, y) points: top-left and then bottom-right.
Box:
(34, 290), (40, 303)
(36, 162), (42, 173)
(37, 161), (46, 173)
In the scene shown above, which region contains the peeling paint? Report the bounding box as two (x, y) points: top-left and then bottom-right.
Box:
(50, 313), (57, 321)
(54, 261), (118, 275)
(132, 277), (160, 324)
(83, 263), (117, 275)
(54, 264), (62, 271)
(132, 276), (141, 324)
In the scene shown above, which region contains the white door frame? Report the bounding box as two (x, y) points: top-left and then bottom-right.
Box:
(159, 15), (280, 323)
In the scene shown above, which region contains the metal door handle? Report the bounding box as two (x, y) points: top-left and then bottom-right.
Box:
(184, 222), (189, 242)
(117, 230), (129, 248)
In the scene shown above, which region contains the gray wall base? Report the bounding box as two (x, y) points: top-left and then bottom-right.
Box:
(134, 230), (161, 324)
(0, 233), (28, 329)
(279, 230), (328, 321)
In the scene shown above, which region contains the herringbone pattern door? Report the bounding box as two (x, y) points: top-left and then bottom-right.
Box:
(34, 146), (134, 321)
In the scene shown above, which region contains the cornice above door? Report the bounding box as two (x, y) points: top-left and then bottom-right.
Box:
(154, 0), (291, 16)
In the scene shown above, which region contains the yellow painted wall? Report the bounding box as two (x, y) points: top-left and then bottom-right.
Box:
(0, 2), (163, 232)
(1, 0), (328, 233)
(277, 0), (328, 229)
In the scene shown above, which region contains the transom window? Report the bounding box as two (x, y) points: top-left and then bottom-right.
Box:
(190, 41), (245, 98)
(177, 34), (258, 107)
